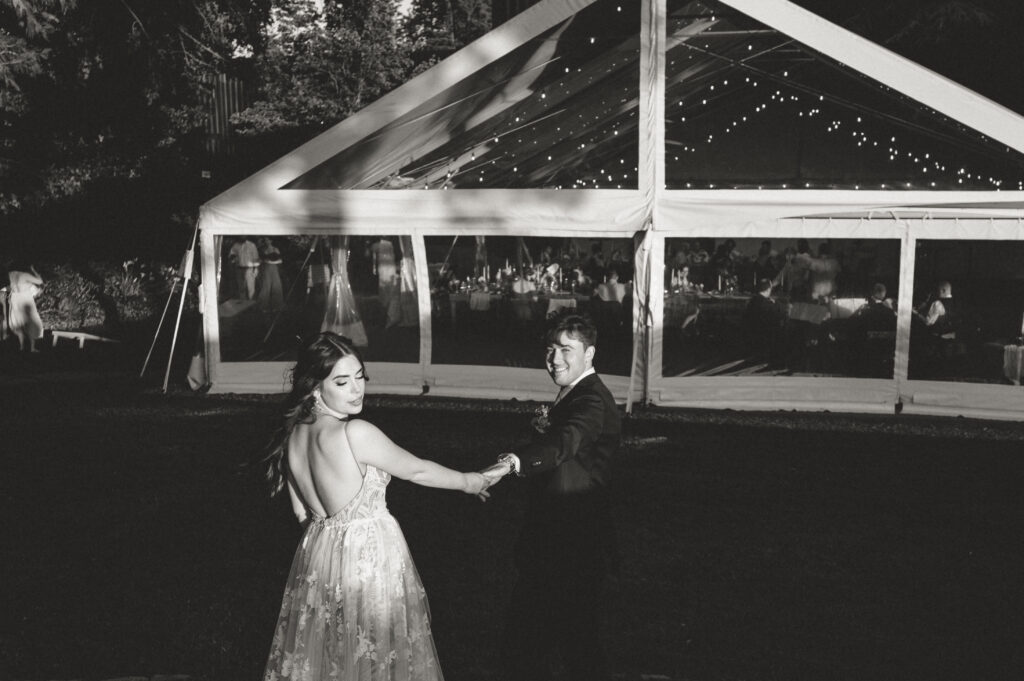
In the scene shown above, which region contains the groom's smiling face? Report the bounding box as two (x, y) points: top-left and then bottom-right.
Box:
(546, 331), (595, 387)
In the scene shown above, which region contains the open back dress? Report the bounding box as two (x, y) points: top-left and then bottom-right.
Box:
(263, 458), (444, 681)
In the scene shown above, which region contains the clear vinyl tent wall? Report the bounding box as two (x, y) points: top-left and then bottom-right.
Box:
(196, 0), (1024, 419)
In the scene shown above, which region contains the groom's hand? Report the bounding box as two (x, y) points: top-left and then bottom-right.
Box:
(479, 462), (508, 483)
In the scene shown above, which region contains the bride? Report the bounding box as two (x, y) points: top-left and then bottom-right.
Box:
(259, 332), (494, 681)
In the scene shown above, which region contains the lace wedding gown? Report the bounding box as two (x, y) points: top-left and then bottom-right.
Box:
(263, 465), (444, 681)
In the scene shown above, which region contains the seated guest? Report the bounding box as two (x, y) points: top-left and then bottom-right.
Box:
(512, 275), (536, 295)
(915, 280), (958, 340)
(596, 269), (627, 303)
(690, 242), (710, 264)
(570, 266), (593, 294)
(852, 283), (896, 329)
(676, 265), (698, 292)
(742, 278), (788, 365)
(851, 283), (897, 377)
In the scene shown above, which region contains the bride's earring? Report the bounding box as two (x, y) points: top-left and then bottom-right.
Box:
(311, 388), (345, 419)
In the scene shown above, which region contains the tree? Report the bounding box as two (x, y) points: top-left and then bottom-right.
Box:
(402, 0), (491, 73)
(230, 0), (411, 143)
(0, 0), (271, 257)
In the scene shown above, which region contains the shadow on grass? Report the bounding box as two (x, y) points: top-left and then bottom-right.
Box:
(3, 372), (1024, 681)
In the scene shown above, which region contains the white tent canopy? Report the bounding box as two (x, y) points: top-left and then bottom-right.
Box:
(198, 0), (1024, 419)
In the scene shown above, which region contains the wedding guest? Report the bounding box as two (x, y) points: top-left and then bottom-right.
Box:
(256, 238), (284, 312)
(369, 237), (399, 324)
(260, 332), (492, 681)
(596, 268), (627, 303)
(584, 243), (607, 281)
(229, 236), (260, 300)
(850, 283), (897, 377)
(690, 242), (710, 264)
(674, 264), (697, 292)
(853, 283), (895, 324)
(512, 274), (536, 295)
(916, 280), (958, 340)
(742, 277), (788, 365)
(754, 240), (778, 282)
(484, 312), (621, 681)
(773, 247), (801, 297)
(540, 244), (554, 267)
(807, 241), (841, 302)
(609, 246), (632, 281)
(7, 264), (44, 353)
(669, 242), (692, 268)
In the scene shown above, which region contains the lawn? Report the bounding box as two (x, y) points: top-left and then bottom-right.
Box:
(3, 365), (1024, 681)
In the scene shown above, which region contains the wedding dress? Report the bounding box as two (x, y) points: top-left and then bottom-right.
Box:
(263, 463), (443, 681)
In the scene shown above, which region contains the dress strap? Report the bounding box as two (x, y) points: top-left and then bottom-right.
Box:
(342, 418), (368, 479)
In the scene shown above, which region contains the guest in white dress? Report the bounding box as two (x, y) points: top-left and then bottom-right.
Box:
(7, 265), (44, 352)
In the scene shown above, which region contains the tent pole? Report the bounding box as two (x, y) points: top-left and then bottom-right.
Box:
(163, 223), (199, 393)
(139, 278), (178, 377)
(439, 235), (459, 274)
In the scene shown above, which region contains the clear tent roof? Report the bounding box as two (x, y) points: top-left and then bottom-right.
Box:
(284, 0), (1024, 191)
(664, 0), (1024, 190)
(287, 0), (642, 190)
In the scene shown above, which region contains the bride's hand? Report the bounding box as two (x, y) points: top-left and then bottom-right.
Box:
(463, 472), (492, 501)
(479, 462), (509, 486)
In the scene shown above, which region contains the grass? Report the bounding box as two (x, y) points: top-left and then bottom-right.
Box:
(3, 359), (1024, 681)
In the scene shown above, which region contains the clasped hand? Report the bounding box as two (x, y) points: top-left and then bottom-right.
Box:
(467, 455), (516, 502)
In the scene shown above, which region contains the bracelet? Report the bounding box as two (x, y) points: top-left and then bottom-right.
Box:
(497, 453), (517, 477)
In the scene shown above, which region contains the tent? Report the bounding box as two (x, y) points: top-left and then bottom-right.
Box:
(197, 0), (1024, 419)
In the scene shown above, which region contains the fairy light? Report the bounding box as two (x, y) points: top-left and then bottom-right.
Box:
(664, 53), (1019, 191)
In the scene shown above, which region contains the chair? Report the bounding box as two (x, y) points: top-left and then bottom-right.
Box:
(857, 330), (896, 378)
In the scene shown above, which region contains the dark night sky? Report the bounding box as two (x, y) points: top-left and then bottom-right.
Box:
(785, 0), (1024, 116)
(505, 0), (1024, 114)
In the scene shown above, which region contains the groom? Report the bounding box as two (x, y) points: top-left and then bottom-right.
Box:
(488, 312), (621, 681)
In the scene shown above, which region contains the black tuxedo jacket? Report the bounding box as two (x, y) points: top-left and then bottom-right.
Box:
(514, 372), (621, 576)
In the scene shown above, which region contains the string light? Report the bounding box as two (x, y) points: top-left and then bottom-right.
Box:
(366, 2), (1020, 192)
(665, 58), (1018, 190)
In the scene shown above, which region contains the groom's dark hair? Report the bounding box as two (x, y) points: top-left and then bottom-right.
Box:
(546, 311), (597, 348)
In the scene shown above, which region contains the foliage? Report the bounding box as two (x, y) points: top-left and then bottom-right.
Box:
(33, 259), (186, 332)
(35, 263), (104, 330)
(97, 259), (181, 325)
(231, 0), (411, 139)
(402, 0), (491, 74)
(0, 0), (272, 217)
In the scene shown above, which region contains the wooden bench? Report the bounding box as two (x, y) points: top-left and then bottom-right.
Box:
(50, 330), (121, 349)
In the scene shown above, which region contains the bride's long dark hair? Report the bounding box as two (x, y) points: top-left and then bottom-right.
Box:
(260, 332), (368, 496)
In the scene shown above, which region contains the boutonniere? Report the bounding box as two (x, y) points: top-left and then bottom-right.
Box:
(531, 405), (551, 434)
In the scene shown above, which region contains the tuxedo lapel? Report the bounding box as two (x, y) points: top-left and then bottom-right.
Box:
(551, 373), (597, 413)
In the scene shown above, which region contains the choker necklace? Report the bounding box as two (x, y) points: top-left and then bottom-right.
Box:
(312, 392), (349, 420)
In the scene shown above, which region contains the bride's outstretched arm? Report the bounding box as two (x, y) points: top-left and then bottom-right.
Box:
(345, 419), (491, 499)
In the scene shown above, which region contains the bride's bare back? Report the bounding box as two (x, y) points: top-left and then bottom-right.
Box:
(286, 418), (365, 519)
